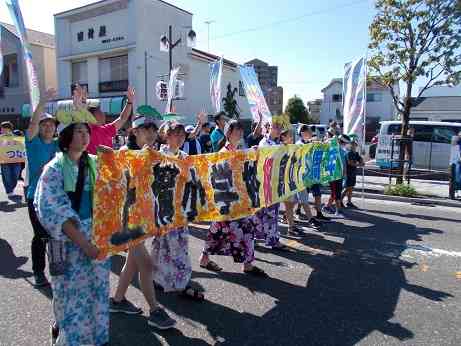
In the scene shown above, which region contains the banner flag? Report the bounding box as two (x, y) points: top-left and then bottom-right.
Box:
(239, 65), (272, 124)
(209, 56), (223, 113)
(165, 66), (180, 114)
(343, 57), (367, 143)
(93, 139), (343, 258)
(5, 0), (40, 112)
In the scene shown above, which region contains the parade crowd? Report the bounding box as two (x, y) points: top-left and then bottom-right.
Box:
(0, 85), (364, 346)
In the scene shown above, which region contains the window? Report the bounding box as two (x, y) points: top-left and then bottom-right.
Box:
(88, 28), (94, 40)
(98, 55), (128, 92)
(432, 126), (461, 144)
(99, 25), (106, 37)
(72, 61), (88, 85)
(367, 92), (383, 102)
(3, 54), (19, 88)
(335, 108), (341, 119)
(77, 31), (84, 42)
(238, 81), (245, 96)
(332, 94), (342, 102)
(412, 125), (434, 142)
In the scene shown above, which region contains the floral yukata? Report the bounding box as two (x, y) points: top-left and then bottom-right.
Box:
(255, 135), (281, 247)
(35, 153), (110, 346)
(204, 143), (257, 264)
(151, 146), (192, 292)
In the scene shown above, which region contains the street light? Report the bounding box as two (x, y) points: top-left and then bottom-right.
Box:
(159, 25), (196, 112)
(204, 20), (215, 52)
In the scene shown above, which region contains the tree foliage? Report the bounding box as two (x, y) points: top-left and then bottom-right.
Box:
(222, 83), (240, 119)
(368, 0), (461, 117)
(368, 0), (460, 180)
(284, 95), (311, 124)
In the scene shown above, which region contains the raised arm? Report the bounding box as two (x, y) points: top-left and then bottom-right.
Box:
(111, 86), (135, 130)
(26, 88), (56, 140)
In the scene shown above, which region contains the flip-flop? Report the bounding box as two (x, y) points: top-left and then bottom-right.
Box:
(180, 286), (205, 302)
(200, 260), (223, 272)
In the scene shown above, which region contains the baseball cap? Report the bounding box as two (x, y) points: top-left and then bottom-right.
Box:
(39, 113), (56, 123)
(185, 125), (195, 133)
(132, 116), (158, 129)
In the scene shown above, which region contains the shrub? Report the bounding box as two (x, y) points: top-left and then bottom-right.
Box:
(384, 184), (417, 197)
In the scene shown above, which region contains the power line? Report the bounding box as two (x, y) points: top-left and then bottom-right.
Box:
(211, 0), (369, 40)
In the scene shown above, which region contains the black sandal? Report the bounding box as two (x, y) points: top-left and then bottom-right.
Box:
(180, 286), (205, 302)
(200, 260), (223, 272)
(244, 266), (268, 278)
(271, 244), (290, 252)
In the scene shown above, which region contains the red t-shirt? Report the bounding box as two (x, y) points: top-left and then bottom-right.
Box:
(87, 123), (117, 154)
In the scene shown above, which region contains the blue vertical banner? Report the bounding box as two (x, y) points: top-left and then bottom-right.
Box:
(239, 65), (272, 124)
(5, 0), (40, 111)
(343, 57), (367, 144)
(209, 56), (223, 113)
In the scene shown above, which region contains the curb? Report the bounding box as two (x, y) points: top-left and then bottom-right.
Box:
(352, 191), (461, 208)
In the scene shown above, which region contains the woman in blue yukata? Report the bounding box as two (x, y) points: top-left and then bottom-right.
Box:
(255, 121), (288, 251)
(199, 120), (268, 277)
(150, 121), (205, 301)
(35, 120), (110, 346)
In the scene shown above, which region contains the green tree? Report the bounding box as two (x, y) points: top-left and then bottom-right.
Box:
(368, 0), (461, 182)
(284, 95), (311, 124)
(222, 83), (240, 119)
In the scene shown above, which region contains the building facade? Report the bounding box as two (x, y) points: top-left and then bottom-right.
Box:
(0, 22), (56, 127)
(320, 78), (398, 139)
(54, 0), (251, 125)
(306, 99), (322, 123)
(245, 58), (283, 115)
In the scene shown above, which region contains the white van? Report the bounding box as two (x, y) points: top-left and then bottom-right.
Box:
(376, 121), (461, 170)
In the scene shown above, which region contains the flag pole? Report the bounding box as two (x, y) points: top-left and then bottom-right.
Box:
(361, 51), (369, 209)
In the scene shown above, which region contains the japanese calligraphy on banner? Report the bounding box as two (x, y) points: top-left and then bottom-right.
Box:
(0, 135), (26, 164)
(93, 139), (343, 258)
(239, 65), (272, 124)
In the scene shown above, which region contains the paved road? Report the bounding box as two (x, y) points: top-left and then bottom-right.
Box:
(1, 183), (460, 346)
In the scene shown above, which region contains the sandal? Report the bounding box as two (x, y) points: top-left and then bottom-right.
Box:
(271, 243), (290, 252)
(200, 260), (223, 272)
(180, 286), (205, 302)
(244, 266), (268, 278)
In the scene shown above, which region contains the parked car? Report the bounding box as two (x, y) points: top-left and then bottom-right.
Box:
(376, 121), (461, 170)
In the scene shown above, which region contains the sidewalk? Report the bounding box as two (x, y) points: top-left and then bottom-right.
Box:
(357, 175), (452, 199)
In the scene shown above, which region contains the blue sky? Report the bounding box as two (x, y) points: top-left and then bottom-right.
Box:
(0, 0), (377, 106)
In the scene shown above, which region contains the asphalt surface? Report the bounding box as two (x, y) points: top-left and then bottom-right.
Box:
(1, 182), (460, 346)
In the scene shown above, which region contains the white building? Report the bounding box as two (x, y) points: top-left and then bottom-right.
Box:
(320, 78), (398, 140)
(0, 22), (56, 127)
(54, 0), (250, 124)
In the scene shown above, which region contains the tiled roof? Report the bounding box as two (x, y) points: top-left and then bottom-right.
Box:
(411, 96), (461, 111)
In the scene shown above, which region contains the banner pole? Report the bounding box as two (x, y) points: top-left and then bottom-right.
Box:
(362, 53), (368, 209)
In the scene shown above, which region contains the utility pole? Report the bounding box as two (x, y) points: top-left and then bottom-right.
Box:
(204, 20), (215, 52)
(166, 25), (182, 112)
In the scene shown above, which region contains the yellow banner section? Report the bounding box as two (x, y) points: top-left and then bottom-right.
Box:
(0, 135), (26, 164)
(93, 141), (343, 259)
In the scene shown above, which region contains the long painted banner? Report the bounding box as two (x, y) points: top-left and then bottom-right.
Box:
(93, 139), (343, 258)
(0, 135), (26, 164)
